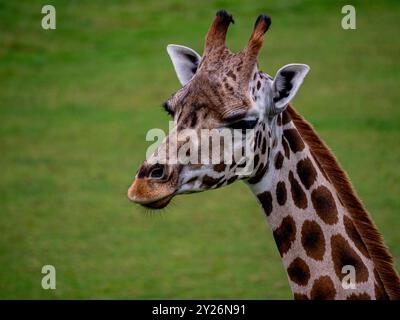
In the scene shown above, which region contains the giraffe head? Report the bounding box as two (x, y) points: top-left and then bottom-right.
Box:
(127, 10), (309, 209)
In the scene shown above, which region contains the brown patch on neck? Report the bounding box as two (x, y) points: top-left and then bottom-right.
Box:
(310, 275), (336, 300)
(285, 104), (400, 300)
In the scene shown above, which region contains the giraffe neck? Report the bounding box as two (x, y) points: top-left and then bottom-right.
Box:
(246, 109), (388, 300)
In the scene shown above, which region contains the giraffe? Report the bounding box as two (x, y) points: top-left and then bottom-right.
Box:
(127, 10), (400, 299)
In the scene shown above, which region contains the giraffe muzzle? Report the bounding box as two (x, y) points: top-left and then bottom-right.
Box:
(127, 162), (178, 209)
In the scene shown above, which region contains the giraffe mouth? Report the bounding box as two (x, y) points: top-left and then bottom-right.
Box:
(140, 194), (174, 209)
(127, 173), (178, 210)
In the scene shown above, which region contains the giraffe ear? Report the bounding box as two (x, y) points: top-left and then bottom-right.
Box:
(167, 44), (201, 86)
(271, 64), (310, 113)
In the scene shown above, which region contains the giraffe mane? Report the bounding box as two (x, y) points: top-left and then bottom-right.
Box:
(286, 104), (400, 300)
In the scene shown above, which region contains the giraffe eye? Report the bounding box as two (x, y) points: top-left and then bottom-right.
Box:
(228, 119), (258, 130)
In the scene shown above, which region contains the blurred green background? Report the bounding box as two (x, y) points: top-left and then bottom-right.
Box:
(1, 0), (399, 299)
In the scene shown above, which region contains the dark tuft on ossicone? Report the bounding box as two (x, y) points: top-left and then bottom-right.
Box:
(216, 9), (235, 24)
(255, 14), (271, 33)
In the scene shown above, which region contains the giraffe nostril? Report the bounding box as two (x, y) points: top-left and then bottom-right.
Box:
(149, 164), (165, 179)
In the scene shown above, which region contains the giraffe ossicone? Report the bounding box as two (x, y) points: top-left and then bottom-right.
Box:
(127, 10), (400, 300)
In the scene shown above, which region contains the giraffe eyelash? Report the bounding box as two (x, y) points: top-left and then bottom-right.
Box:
(228, 119), (259, 130)
(162, 102), (174, 117)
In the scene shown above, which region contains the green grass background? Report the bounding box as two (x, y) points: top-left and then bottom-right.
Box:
(1, 0), (399, 299)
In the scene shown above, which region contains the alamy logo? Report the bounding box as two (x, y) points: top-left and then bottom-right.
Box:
(341, 5), (356, 30)
(41, 265), (56, 290)
(41, 5), (56, 30)
(145, 121), (256, 175)
(341, 265), (356, 289)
